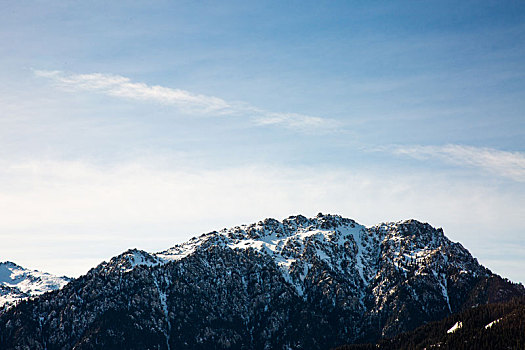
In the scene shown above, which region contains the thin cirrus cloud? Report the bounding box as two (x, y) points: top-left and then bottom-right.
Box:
(392, 144), (525, 182)
(33, 70), (337, 132)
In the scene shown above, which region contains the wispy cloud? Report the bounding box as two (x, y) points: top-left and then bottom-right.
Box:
(251, 110), (331, 130)
(34, 70), (231, 114)
(34, 70), (337, 132)
(391, 144), (525, 182)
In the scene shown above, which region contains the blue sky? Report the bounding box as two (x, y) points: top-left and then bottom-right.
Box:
(0, 1), (524, 281)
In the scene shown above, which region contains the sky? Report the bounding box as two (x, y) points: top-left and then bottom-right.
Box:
(0, 1), (524, 282)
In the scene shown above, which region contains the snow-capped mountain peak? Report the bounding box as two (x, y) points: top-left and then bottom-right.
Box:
(0, 261), (71, 308)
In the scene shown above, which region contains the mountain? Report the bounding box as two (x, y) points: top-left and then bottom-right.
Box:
(0, 214), (523, 349)
(0, 261), (71, 309)
(335, 296), (525, 349)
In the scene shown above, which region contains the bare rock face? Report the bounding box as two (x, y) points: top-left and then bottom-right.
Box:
(0, 214), (522, 349)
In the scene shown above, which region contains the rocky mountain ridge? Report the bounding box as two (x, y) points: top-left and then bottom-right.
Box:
(0, 261), (70, 309)
(0, 214), (523, 349)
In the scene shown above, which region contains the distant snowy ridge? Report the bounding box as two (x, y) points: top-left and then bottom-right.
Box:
(0, 261), (71, 308)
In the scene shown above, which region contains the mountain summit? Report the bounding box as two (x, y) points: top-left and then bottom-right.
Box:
(0, 261), (70, 309)
(0, 214), (522, 349)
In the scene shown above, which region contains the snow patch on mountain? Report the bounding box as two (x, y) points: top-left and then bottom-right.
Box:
(447, 321), (463, 334)
(485, 317), (502, 329)
(115, 249), (166, 272)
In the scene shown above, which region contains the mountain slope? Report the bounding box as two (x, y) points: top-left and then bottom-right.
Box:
(0, 261), (71, 309)
(336, 296), (525, 349)
(0, 214), (522, 349)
